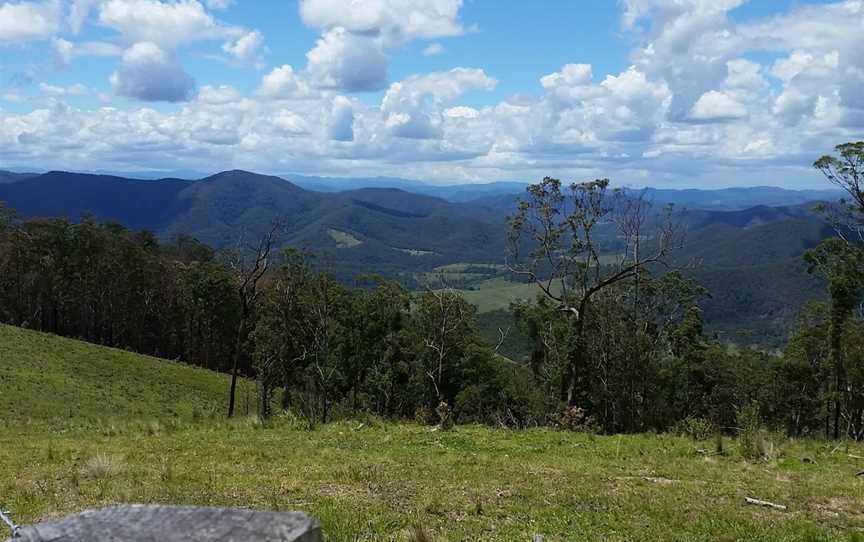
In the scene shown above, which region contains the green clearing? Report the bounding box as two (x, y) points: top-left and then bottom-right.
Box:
(327, 228), (364, 248)
(456, 277), (562, 314)
(1, 325), (864, 541)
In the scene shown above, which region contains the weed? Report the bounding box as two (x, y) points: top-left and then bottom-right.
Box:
(83, 454), (125, 480)
(411, 524), (434, 542)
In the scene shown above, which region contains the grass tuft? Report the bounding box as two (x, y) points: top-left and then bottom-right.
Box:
(83, 454), (125, 480)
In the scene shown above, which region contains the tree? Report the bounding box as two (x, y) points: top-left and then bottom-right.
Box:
(225, 223), (281, 418)
(507, 177), (681, 410)
(804, 239), (863, 438)
(809, 142), (864, 438)
(415, 288), (477, 409)
(814, 141), (864, 235)
(336, 277), (410, 413)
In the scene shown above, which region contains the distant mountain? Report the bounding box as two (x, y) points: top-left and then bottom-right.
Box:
(0, 170), (508, 279)
(0, 171), (194, 231)
(464, 186), (843, 212)
(0, 170), (39, 184)
(639, 186), (843, 211)
(284, 173), (529, 203)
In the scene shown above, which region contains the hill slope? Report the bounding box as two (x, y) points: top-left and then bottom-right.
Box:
(0, 324), (252, 422)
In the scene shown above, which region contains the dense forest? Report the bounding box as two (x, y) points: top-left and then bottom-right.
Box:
(1, 142), (862, 439)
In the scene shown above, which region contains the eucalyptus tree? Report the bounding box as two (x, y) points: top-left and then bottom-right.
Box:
(507, 177), (682, 410)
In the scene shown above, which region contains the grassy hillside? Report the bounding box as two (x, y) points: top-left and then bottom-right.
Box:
(0, 324), (253, 423)
(1, 421), (862, 541)
(0, 324), (862, 541)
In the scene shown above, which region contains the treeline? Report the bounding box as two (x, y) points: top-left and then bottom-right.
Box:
(1, 142), (862, 439)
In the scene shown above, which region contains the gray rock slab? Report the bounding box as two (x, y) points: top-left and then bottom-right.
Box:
(8, 504), (321, 542)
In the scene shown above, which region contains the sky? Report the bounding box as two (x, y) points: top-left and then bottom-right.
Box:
(0, 0), (862, 188)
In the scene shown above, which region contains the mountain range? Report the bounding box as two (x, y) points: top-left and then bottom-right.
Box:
(0, 168), (839, 345)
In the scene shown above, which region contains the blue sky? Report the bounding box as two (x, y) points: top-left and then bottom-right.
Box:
(0, 0), (862, 187)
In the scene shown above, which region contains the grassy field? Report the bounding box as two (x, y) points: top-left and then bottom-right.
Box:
(456, 277), (560, 314)
(0, 324), (256, 425)
(2, 420), (863, 541)
(1, 325), (863, 541)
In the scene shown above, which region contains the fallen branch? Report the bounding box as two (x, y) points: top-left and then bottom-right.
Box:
(745, 497), (787, 511)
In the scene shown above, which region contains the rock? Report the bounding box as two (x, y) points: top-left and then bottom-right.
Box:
(9, 505), (321, 542)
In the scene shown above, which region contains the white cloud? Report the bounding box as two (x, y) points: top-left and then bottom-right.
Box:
(299, 0), (464, 43)
(724, 58), (764, 90)
(197, 84), (240, 104)
(97, 0), (232, 47)
(222, 29), (266, 67)
(257, 64), (313, 99)
(422, 42), (445, 56)
(0, 0), (60, 42)
(306, 27), (389, 92)
(110, 41), (195, 102)
(3, 0), (863, 187)
(53, 37), (123, 66)
(689, 90), (747, 121)
(381, 68), (496, 139)
(298, 0), (466, 93)
(327, 96), (354, 141)
(541, 63), (592, 89)
(444, 106), (478, 119)
(68, 0), (100, 34)
(39, 82), (89, 96)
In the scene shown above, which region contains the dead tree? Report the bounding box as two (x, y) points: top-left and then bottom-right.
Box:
(226, 222), (281, 418)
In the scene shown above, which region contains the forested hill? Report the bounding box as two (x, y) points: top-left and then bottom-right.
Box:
(0, 170), (508, 272)
(0, 169), (837, 344)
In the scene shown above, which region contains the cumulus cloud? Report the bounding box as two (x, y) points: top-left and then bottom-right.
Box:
(306, 27), (389, 92)
(3, 0), (864, 187)
(97, 0), (233, 47)
(257, 64), (313, 99)
(299, 0), (464, 43)
(110, 41), (195, 102)
(197, 84), (240, 104)
(298, 0), (466, 92)
(689, 90), (747, 121)
(327, 96), (354, 141)
(0, 0), (60, 42)
(382, 67), (496, 139)
(222, 29), (266, 67)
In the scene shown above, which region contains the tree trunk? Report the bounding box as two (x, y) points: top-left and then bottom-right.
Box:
(566, 317), (587, 407)
(227, 317), (246, 418)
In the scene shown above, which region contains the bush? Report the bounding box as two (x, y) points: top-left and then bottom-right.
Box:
(737, 403), (767, 460)
(414, 405), (435, 426)
(559, 406), (597, 433)
(436, 401), (454, 430)
(674, 416), (714, 441)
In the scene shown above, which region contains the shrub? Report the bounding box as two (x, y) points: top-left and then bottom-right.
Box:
(674, 416), (714, 441)
(737, 403), (766, 460)
(436, 401), (454, 430)
(559, 406), (596, 433)
(414, 405), (435, 425)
